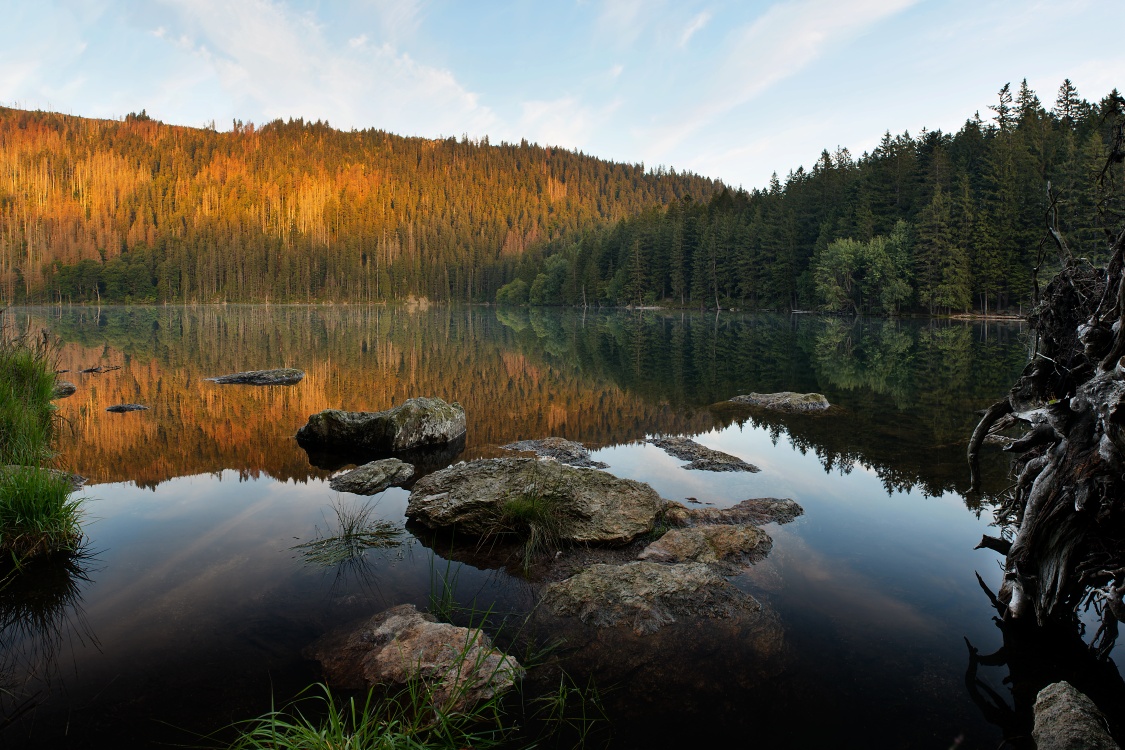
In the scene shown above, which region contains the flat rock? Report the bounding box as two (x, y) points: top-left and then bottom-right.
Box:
(106, 403), (148, 412)
(1033, 681), (1119, 750)
(205, 367), (305, 385)
(306, 604), (521, 712)
(638, 524), (772, 567)
(501, 437), (607, 468)
(406, 457), (664, 545)
(297, 396), (466, 453)
(329, 458), (414, 495)
(664, 497), (804, 528)
(51, 381), (77, 399)
(729, 391), (830, 412)
(540, 561), (759, 635)
(647, 436), (759, 472)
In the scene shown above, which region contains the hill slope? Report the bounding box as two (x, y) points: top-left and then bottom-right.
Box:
(0, 108), (717, 303)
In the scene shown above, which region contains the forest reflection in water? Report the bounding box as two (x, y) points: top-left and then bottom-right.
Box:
(0, 304), (1047, 748)
(28, 304), (1029, 499)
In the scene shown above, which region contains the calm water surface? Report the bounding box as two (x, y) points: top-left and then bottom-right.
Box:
(3, 305), (1112, 749)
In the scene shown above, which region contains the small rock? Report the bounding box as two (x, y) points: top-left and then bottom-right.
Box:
(639, 524), (772, 566)
(729, 392), (830, 412)
(664, 497), (804, 528)
(541, 561), (760, 635)
(1033, 681), (1119, 750)
(205, 368), (305, 385)
(647, 436), (759, 472)
(106, 404), (148, 412)
(306, 604), (522, 712)
(297, 397), (466, 453)
(329, 459), (414, 495)
(51, 381), (77, 399)
(502, 437), (608, 468)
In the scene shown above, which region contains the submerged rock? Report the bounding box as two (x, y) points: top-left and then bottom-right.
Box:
(501, 437), (608, 469)
(664, 497), (804, 528)
(647, 436), (759, 472)
(51, 381), (77, 399)
(1032, 681), (1119, 750)
(205, 367), (305, 385)
(307, 604), (521, 712)
(729, 391), (830, 412)
(638, 524), (772, 567)
(540, 561), (759, 635)
(406, 457), (665, 545)
(329, 458), (414, 495)
(106, 403), (148, 412)
(297, 397), (466, 453)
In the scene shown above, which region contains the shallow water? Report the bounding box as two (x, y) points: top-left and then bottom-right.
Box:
(2, 305), (1118, 748)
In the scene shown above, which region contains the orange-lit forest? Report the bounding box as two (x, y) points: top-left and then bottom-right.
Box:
(0, 108), (717, 304)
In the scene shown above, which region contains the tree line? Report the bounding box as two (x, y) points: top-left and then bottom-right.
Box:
(499, 80), (1124, 314)
(0, 107), (716, 304)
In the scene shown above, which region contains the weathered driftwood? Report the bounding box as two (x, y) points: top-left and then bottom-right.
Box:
(968, 146), (1125, 648)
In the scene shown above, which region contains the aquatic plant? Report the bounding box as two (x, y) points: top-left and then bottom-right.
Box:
(292, 498), (403, 568)
(224, 681), (508, 750)
(488, 470), (575, 573)
(0, 313), (84, 563)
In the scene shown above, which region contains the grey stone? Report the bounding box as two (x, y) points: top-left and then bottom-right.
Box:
(729, 391), (830, 412)
(205, 368), (305, 385)
(502, 437), (608, 469)
(307, 604), (521, 712)
(638, 524), (772, 566)
(106, 403), (148, 412)
(51, 381), (77, 399)
(329, 458), (414, 495)
(664, 497), (804, 528)
(647, 436), (759, 472)
(297, 397), (466, 453)
(1033, 681), (1119, 750)
(540, 561), (759, 635)
(406, 457), (664, 545)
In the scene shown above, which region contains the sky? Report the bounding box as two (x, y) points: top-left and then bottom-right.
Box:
(2, 0), (1123, 190)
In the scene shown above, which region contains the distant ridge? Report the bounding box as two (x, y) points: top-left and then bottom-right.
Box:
(0, 107), (718, 303)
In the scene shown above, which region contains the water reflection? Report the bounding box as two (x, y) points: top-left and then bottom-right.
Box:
(0, 551), (99, 729)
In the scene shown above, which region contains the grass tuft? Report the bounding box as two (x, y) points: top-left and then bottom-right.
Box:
(0, 312), (84, 564)
(293, 497), (402, 568)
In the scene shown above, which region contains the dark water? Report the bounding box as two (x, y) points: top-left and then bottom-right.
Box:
(1, 305), (1118, 748)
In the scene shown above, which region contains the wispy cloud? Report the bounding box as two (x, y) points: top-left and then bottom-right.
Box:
(641, 0), (918, 159)
(147, 0), (496, 135)
(678, 11), (711, 48)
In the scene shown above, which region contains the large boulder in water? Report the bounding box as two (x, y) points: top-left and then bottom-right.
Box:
(540, 561), (761, 635)
(406, 457), (665, 545)
(729, 391), (830, 412)
(306, 604), (521, 712)
(297, 397), (466, 453)
(205, 368), (304, 385)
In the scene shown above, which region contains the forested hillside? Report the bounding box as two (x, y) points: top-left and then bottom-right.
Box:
(0, 108), (716, 303)
(502, 80), (1124, 314)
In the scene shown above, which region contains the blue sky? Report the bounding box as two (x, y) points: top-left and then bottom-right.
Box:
(2, 0), (1122, 189)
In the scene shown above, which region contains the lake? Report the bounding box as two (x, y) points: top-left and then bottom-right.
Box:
(2, 304), (1111, 748)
